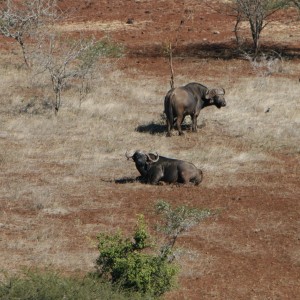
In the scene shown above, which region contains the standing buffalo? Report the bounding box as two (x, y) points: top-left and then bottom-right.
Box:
(126, 150), (203, 185)
(164, 82), (226, 136)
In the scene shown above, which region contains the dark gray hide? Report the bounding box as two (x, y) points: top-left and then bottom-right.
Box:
(126, 150), (203, 185)
(164, 82), (226, 136)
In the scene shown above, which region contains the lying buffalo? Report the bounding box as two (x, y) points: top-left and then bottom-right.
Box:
(126, 150), (203, 185)
(164, 82), (226, 136)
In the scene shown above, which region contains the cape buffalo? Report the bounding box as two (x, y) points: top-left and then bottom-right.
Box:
(126, 150), (203, 185)
(164, 82), (226, 136)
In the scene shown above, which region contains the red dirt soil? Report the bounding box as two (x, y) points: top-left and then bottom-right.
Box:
(1, 1), (300, 299)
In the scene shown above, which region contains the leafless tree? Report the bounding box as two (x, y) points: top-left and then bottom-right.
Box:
(33, 34), (123, 114)
(233, 0), (289, 57)
(163, 42), (175, 89)
(0, 0), (58, 67)
(163, 8), (194, 89)
(205, 0), (290, 57)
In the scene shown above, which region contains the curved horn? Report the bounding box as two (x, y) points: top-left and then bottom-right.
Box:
(216, 88), (225, 95)
(146, 152), (159, 162)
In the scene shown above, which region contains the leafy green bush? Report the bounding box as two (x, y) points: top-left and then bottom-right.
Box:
(95, 215), (178, 297)
(0, 269), (142, 300)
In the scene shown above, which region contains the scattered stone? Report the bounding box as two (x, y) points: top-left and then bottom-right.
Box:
(0, 132), (8, 138)
(126, 18), (134, 24)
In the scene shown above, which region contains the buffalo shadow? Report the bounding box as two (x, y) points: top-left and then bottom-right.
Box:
(114, 176), (146, 184)
(136, 120), (205, 135)
(135, 122), (166, 135)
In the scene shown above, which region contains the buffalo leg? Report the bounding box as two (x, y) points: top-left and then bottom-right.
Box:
(194, 169), (203, 185)
(166, 118), (172, 137)
(180, 172), (191, 185)
(191, 114), (198, 132)
(176, 115), (184, 135)
(148, 167), (163, 185)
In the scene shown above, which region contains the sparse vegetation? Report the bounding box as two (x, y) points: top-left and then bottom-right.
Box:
(32, 34), (123, 113)
(210, 0), (292, 57)
(0, 0), (299, 299)
(155, 200), (212, 256)
(0, 0), (59, 67)
(233, 0), (290, 57)
(95, 203), (211, 297)
(291, 0), (300, 10)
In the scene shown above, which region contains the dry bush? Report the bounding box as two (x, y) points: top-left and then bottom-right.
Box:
(242, 52), (284, 76)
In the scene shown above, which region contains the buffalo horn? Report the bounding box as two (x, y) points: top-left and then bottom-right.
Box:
(146, 152), (159, 162)
(216, 88), (225, 95)
(125, 150), (135, 160)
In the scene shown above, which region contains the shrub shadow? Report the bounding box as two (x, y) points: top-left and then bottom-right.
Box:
(129, 41), (300, 59)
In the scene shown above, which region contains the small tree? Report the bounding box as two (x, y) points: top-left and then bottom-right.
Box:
(155, 200), (211, 258)
(33, 34), (123, 114)
(0, 0), (58, 67)
(95, 202), (212, 297)
(96, 215), (178, 297)
(233, 0), (289, 57)
(163, 42), (175, 89)
(162, 9), (194, 89)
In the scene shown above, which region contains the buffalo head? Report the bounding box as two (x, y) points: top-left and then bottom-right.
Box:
(205, 88), (226, 109)
(125, 150), (159, 179)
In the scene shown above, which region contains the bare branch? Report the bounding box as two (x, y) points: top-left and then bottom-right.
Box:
(0, 0), (60, 67)
(32, 33), (123, 113)
(231, 0), (290, 58)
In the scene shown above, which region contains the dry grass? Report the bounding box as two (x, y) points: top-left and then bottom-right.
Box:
(54, 20), (150, 32)
(1, 52), (299, 192)
(0, 49), (299, 286)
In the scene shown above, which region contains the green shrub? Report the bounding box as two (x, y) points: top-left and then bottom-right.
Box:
(0, 202), (212, 299)
(0, 269), (142, 300)
(95, 215), (178, 297)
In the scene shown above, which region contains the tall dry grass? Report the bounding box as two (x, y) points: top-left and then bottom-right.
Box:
(1, 53), (299, 190)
